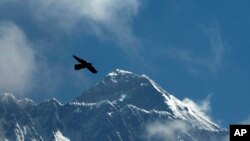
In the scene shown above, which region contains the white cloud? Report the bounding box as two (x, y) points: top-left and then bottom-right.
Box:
(29, 0), (139, 25)
(0, 22), (35, 94)
(28, 0), (141, 50)
(1, 0), (141, 54)
(146, 119), (227, 141)
(146, 120), (191, 141)
(0, 0), (143, 81)
(183, 95), (212, 120)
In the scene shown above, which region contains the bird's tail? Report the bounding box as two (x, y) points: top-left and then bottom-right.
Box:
(74, 64), (83, 70)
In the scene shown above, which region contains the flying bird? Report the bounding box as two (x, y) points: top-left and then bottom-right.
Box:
(73, 55), (97, 73)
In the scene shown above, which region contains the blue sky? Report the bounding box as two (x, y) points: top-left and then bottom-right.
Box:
(0, 0), (250, 127)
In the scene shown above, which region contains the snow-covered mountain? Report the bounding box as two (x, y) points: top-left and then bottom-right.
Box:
(0, 69), (228, 141)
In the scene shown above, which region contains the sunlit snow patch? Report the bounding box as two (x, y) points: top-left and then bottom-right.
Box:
(107, 69), (133, 76)
(54, 130), (70, 141)
(119, 94), (127, 102)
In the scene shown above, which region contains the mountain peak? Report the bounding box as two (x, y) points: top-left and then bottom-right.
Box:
(0, 93), (20, 105)
(75, 69), (221, 131)
(77, 69), (167, 103)
(40, 98), (62, 108)
(0, 70), (227, 140)
(0, 93), (36, 110)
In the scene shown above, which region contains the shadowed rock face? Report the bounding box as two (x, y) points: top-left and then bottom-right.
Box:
(0, 69), (228, 141)
(76, 69), (171, 112)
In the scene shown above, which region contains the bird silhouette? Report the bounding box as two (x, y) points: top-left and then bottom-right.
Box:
(73, 55), (97, 73)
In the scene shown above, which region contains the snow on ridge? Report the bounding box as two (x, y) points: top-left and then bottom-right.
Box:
(124, 104), (150, 114)
(108, 71), (118, 76)
(0, 93), (17, 102)
(0, 93), (36, 107)
(164, 95), (220, 131)
(69, 101), (96, 107)
(136, 77), (221, 131)
(119, 94), (127, 102)
(114, 69), (133, 74)
(143, 75), (168, 94)
(107, 69), (133, 77)
(71, 100), (117, 110)
(106, 69), (133, 84)
(111, 78), (118, 83)
(18, 98), (36, 107)
(15, 123), (24, 141)
(95, 100), (116, 109)
(181, 99), (220, 131)
(45, 98), (63, 106)
(105, 69), (220, 131)
(54, 130), (70, 141)
(122, 104), (173, 116)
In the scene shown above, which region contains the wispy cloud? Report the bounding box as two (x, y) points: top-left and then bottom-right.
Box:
(146, 116), (227, 141)
(145, 95), (223, 141)
(146, 120), (191, 141)
(29, 0), (139, 27)
(203, 25), (225, 73)
(0, 0), (142, 61)
(0, 0), (143, 98)
(1, 0), (141, 52)
(183, 95), (212, 120)
(166, 25), (225, 74)
(0, 22), (36, 94)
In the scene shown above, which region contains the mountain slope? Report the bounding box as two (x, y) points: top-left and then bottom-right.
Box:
(0, 69), (228, 141)
(76, 69), (220, 131)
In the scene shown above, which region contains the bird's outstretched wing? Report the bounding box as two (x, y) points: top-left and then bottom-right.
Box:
(87, 65), (98, 73)
(73, 55), (87, 64)
(73, 55), (98, 73)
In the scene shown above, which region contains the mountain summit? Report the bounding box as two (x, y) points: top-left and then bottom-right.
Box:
(76, 69), (220, 131)
(76, 69), (171, 110)
(0, 69), (228, 141)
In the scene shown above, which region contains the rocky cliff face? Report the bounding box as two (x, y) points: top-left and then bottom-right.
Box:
(0, 69), (228, 141)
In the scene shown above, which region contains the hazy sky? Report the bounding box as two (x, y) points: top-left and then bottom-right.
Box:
(0, 0), (250, 127)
